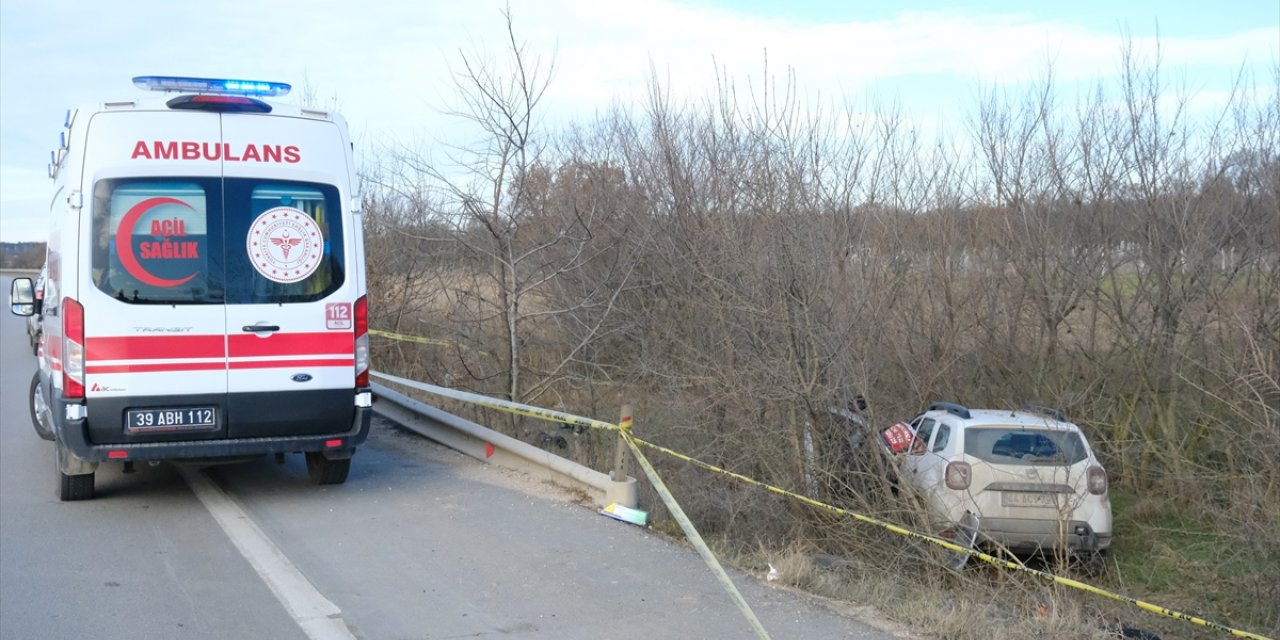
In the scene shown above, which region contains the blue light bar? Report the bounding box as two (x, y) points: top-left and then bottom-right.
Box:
(132, 75), (291, 97)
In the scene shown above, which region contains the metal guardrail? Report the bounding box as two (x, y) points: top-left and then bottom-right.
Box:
(371, 379), (637, 509)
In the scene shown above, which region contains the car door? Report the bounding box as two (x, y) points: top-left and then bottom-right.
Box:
(916, 420), (952, 490)
(902, 416), (935, 484)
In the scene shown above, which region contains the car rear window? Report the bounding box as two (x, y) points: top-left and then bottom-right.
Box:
(964, 428), (1089, 465)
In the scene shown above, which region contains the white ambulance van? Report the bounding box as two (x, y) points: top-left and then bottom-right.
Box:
(8, 76), (372, 500)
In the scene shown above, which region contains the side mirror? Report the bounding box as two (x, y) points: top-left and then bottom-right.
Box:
(10, 277), (34, 316)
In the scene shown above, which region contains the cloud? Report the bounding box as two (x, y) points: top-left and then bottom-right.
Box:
(492, 2), (1276, 123)
(1, 0), (1273, 241)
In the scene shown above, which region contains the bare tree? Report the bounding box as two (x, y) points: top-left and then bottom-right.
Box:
(379, 9), (642, 421)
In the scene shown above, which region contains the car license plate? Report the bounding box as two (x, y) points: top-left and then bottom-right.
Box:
(1002, 491), (1059, 508)
(126, 407), (218, 434)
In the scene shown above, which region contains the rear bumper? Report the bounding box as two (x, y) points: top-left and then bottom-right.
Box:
(975, 517), (1112, 553)
(52, 392), (371, 463)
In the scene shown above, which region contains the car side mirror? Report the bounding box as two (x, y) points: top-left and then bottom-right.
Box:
(10, 277), (34, 316)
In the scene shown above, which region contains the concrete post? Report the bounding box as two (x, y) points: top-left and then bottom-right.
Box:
(607, 403), (638, 508)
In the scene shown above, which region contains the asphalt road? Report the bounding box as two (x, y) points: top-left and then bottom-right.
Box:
(0, 273), (902, 640)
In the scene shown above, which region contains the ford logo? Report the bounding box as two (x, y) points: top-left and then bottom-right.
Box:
(291, 373), (313, 383)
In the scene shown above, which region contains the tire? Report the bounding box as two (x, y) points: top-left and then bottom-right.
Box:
(29, 372), (54, 441)
(54, 442), (95, 501)
(306, 451), (351, 485)
(57, 470), (95, 501)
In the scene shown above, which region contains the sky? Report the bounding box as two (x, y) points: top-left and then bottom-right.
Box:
(1, 0), (1276, 243)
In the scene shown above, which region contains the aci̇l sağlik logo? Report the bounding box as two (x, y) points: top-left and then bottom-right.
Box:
(115, 197), (202, 288)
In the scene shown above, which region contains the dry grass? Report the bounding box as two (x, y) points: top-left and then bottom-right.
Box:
(724, 542), (1128, 640)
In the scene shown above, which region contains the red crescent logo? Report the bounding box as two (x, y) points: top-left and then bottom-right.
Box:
(115, 196), (198, 288)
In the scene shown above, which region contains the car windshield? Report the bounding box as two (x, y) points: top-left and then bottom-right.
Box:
(964, 427), (1088, 465)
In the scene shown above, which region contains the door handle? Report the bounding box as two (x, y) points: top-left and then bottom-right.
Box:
(242, 324), (280, 333)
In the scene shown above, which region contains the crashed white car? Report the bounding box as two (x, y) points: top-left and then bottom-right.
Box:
(900, 402), (1112, 559)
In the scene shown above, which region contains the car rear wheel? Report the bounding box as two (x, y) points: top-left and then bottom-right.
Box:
(305, 451), (350, 485)
(29, 372), (54, 441)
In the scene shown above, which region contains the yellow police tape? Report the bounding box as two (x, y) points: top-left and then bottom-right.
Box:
(369, 371), (1274, 640)
(369, 329), (455, 347)
(618, 423), (773, 640)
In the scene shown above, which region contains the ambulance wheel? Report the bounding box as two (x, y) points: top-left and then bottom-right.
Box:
(306, 452), (350, 485)
(57, 470), (95, 501)
(29, 371), (54, 441)
(53, 439), (95, 501)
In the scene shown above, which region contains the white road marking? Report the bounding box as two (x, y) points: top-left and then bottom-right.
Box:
(180, 467), (358, 640)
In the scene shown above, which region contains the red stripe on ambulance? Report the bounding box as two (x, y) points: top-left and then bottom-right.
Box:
(87, 361), (227, 374)
(86, 335), (226, 361)
(228, 332), (352, 357)
(85, 333), (352, 373)
(229, 358), (355, 370)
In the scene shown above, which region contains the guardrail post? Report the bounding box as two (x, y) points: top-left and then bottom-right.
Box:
(607, 404), (638, 508)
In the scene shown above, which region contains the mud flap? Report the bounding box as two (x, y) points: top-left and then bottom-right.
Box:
(56, 438), (98, 476)
(945, 511), (980, 573)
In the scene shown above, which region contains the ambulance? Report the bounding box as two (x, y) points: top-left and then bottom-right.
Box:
(8, 76), (371, 500)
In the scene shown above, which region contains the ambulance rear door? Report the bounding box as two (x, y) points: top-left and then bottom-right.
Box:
(219, 113), (357, 439)
(81, 110), (230, 443)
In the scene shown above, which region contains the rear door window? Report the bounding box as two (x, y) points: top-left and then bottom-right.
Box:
(91, 179), (221, 304)
(931, 424), (951, 452)
(224, 179), (344, 304)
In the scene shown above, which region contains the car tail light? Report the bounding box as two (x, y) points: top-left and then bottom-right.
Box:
(63, 296), (85, 400)
(354, 295), (369, 388)
(944, 461), (971, 490)
(1087, 465), (1107, 495)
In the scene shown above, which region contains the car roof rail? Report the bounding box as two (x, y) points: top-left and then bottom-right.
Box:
(1021, 404), (1067, 422)
(927, 401), (971, 420)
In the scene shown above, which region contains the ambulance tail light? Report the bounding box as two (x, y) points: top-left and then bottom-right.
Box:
(63, 297), (85, 400)
(354, 295), (369, 388)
